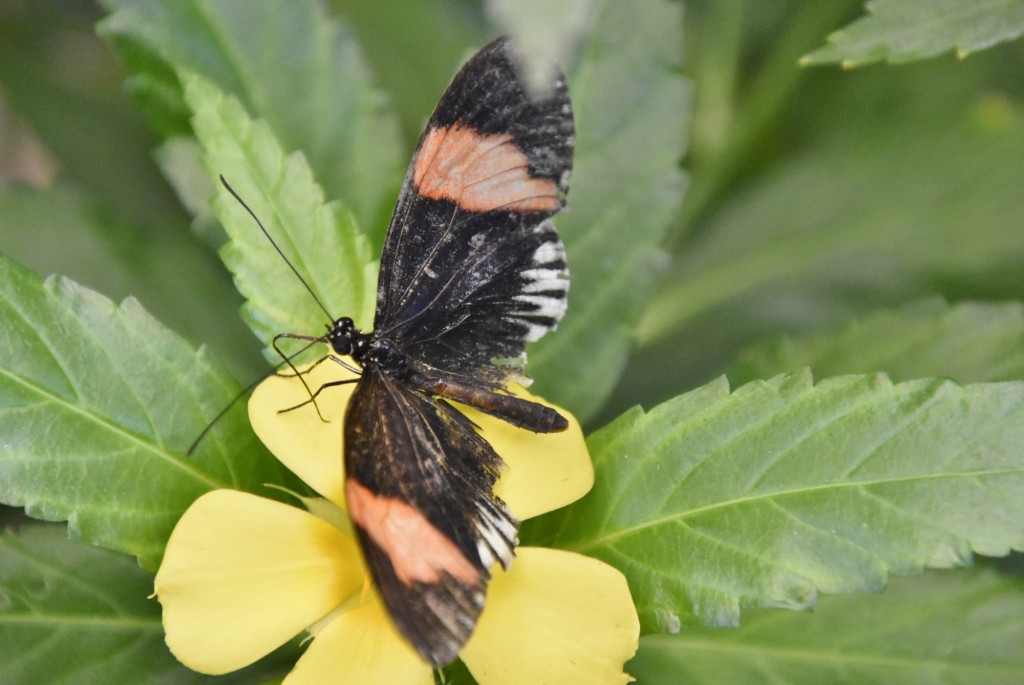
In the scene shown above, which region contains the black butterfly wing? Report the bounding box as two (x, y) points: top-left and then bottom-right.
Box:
(343, 367), (518, 667)
(343, 37), (572, 666)
(374, 36), (574, 388)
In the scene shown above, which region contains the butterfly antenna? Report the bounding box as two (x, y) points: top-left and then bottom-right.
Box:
(186, 336), (332, 456)
(188, 178), (347, 456)
(185, 359), (292, 456)
(219, 175), (335, 322)
(186, 371), (265, 455)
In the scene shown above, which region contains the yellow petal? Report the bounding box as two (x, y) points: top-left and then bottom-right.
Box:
(283, 598), (433, 685)
(462, 547), (640, 685)
(249, 358), (357, 506)
(464, 385), (593, 520)
(155, 490), (362, 674)
(252, 360), (592, 520)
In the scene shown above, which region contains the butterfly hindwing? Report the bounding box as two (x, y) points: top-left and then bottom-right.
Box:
(374, 37), (574, 387)
(343, 366), (518, 667)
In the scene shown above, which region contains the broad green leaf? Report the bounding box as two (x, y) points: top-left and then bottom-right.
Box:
(98, 0), (404, 242)
(802, 0), (1024, 67)
(629, 567), (1024, 684)
(182, 72), (377, 354)
(0, 523), (195, 684)
(525, 371), (1024, 632)
(732, 299), (1024, 385)
(0, 252), (293, 569)
(527, 0), (690, 421)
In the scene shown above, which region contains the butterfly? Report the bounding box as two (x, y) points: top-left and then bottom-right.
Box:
(296, 36), (573, 667)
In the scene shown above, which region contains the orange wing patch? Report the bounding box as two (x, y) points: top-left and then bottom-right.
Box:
(346, 480), (482, 587)
(413, 124), (561, 213)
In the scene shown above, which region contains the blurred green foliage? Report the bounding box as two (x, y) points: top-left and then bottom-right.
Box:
(3, 1), (1024, 683)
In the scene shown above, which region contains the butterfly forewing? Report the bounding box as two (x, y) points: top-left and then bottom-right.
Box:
(375, 37), (574, 387)
(344, 368), (517, 666)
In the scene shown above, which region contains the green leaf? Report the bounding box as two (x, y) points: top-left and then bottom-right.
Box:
(98, 0), (404, 241)
(437, 658), (478, 685)
(100, 24), (193, 139)
(732, 299), (1024, 385)
(0, 252), (292, 569)
(628, 567), (1024, 684)
(0, 523), (197, 684)
(525, 371), (1024, 632)
(182, 71), (378, 354)
(802, 0), (1024, 67)
(527, 0), (690, 421)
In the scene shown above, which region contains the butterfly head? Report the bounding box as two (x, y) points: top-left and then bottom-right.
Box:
(326, 317), (407, 376)
(326, 316), (361, 357)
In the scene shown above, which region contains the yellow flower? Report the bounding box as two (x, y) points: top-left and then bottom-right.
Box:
(155, 360), (639, 684)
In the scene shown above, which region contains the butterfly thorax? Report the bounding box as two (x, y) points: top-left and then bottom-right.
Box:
(327, 316), (410, 378)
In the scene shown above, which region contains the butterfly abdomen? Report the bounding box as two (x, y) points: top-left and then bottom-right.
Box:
(414, 373), (568, 433)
